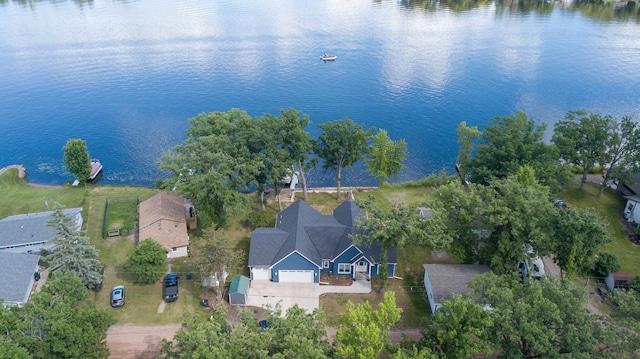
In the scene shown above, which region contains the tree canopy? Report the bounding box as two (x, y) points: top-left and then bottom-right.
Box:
(598, 114), (640, 197)
(0, 273), (115, 359)
(159, 305), (330, 359)
(466, 111), (571, 190)
(63, 138), (91, 183)
(552, 110), (612, 190)
(365, 129), (407, 187)
(125, 238), (167, 283)
(46, 202), (103, 289)
(314, 118), (374, 200)
(335, 291), (403, 359)
(159, 108), (316, 225)
(353, 196), (444, 288)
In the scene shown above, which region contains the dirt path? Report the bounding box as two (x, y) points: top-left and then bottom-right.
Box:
(106, 324), (421, 358)
(107, 324), (180, 359)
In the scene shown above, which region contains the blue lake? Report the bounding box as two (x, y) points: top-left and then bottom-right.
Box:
(1, 0), (639, 187)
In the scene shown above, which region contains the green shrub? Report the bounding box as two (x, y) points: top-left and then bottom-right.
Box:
(243, 209), (277, 230)
(594, 252), (621, 277)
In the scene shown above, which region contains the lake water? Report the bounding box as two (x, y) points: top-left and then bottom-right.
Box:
(1, 0), (639, 187)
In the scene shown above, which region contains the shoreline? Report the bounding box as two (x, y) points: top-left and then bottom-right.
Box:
(0, 165), (62, 188)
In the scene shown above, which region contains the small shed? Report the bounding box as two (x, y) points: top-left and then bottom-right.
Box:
(605, 272), (636, 292)
(229, 275), (250, 305)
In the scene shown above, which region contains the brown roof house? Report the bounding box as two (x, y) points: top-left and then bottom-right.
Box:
(138, 192), (192, 259)
(423, 263), (491, 314)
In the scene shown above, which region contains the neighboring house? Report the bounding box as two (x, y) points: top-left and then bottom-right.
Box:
(138, 192), (190, 258)
(0, 208), (83, 254)
(248, 199), (397, 283)
(620, 174), (640, 223)
(423, 264), (491, 314)
(0, 252), (41, 307)
(229, 275), (250, 305)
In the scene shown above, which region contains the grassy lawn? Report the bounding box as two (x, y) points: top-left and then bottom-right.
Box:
(558, 181), (640, 274)
(1, 169), (442, 327)
(0, 168), (88, 217)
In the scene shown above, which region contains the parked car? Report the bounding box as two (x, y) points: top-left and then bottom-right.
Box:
(111, 285), (125, 307)
(164, 273), (179, 302)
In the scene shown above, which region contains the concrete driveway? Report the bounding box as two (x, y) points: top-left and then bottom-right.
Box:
(246, 278), (371, 313)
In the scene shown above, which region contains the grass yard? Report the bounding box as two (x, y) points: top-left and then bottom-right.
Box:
(104, 199), (139, 237)
(558, 181), (640, 274)
(0, 168), (87, 217)
(0, 169), (443, 327)
(320, 275), (432, 328)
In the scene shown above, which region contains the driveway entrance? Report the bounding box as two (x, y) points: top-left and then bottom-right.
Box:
(246, 278), (371, 313)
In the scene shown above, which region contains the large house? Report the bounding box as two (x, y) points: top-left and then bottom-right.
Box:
(620, 174), (640, 223)
(138, 192), (191, 258)
(423, 264), (491, 314)
(0, 208), (83, 254)
(0, 252), (41, 307)
(248, 199), (396, 283)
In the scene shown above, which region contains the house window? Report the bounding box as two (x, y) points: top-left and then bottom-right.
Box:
(628, 202), (635, 211)
(172, 247), (177, 251)
(323, 260), (330, 268)
(338, 263), (350, 274)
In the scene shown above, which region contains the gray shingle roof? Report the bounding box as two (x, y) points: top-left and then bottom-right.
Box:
(423, 264), (491, 304)
(248, 228), (289, 266)
(0, 252), (40, 306)
(0, 208), (82, 248)
(248, 199), (396, 268)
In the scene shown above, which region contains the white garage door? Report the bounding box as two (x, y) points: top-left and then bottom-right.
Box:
(278, 270), (314, 283)
(252, 268), (270, 280)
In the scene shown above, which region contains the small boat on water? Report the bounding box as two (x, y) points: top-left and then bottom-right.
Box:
(89, 159), (103, 181)
(72, 159), (103, 186)
(320, 54), (337, 61)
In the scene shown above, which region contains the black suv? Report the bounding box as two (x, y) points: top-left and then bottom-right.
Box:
(163, 273), (179, 302)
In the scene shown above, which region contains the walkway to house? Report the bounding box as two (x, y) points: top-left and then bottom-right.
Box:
(246, 277), (371, 313)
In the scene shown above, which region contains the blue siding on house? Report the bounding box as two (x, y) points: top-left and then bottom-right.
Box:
(332, 246), (361, 276)
(271, 252), (319, 283)
(320, 261), (331, 274)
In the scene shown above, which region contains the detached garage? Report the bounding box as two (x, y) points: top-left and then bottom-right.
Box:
(229, 276), (250, 305)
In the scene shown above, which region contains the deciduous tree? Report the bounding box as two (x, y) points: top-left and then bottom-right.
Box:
(314, 118), (374, 200)
(279, 108), (316, 201)
(598, 115), (640, 197)
(365, 129), (407, 187)
(467, 111), (571, 190)
(0, 273), (115, 359)
(159, 109), (265, 226)
(190, 227), (241, 301)
(551, 207), (610, 278)
(455, 121), (482, 186)
(469, 273), (611, 358)
(552, 110), (612, 190)
(422, 294), (495, 358)
(159, 304), (330, 359)
(46, 202), (103, 289)
(335, 291), (403, 359)
(353, 197), (440, 289)
(63, 138), (91, 183)
(125, 238), (167, 283)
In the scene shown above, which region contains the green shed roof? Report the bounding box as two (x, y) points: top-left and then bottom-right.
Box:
(229, 275), (250, 295)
